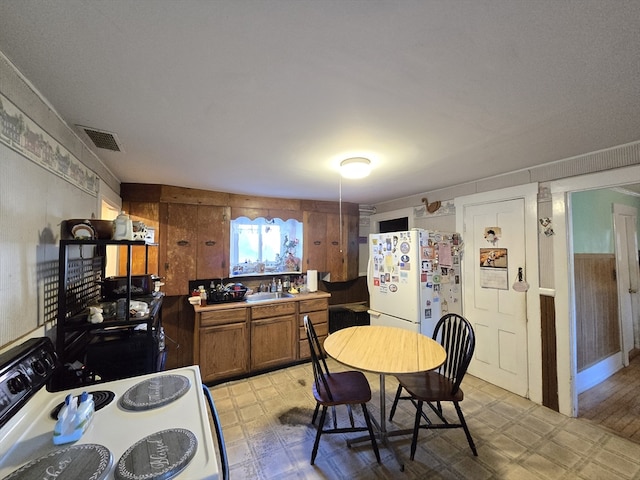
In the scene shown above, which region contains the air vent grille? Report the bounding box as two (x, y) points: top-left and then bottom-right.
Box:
(78, 126), (123, 152)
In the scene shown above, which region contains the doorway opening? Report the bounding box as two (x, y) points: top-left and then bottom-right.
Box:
(571, 188), (640, 413)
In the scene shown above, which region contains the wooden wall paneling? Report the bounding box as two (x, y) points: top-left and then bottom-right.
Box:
(320, 276), (368, 305)
(228, 193), (301, 212)
(574, 254), (620, 371)
(540, 295), (559, 411)
(160, 296), (180, 370)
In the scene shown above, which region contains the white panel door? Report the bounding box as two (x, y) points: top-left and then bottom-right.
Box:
(463, 199), (529, 396)
(613, 203), (640, 365)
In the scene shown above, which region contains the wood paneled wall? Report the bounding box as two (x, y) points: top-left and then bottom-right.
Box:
(574, 254), (620, 371)
(540, 294), (558, 411)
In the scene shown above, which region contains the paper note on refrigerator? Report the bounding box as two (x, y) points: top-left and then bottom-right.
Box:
(438, 242), (453, 267)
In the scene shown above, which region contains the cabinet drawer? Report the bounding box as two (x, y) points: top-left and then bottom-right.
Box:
(299, 298), (328, 313)
(299, 309), (328, 327)
(251, 302), (296, 320)
(299, 321), (328, 340)
(200, 308), (247, 327)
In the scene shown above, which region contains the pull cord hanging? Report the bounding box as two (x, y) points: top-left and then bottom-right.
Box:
(339, 175), (343, 254)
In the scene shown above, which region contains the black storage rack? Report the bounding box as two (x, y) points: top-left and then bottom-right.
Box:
(51, 239), (163, 390)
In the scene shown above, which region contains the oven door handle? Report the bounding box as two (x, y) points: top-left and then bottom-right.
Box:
(202, 384), (229, 480)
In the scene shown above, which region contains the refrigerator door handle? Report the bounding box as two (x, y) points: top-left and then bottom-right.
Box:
(367, 255), (373, 292)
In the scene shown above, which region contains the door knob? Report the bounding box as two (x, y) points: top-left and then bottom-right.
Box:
(629, 288), (637, 294)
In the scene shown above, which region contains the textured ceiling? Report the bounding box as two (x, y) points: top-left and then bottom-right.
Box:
(0, 0), (639, 204)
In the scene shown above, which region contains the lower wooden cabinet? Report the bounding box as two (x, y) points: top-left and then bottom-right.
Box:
(196, 308), (249, 383)
(194, 294), (329, 383)
(250, 302), (297, 371)
(299, 297), (329, 359)
(251, 315), (297, 370)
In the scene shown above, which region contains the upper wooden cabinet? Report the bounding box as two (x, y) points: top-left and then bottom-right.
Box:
(196, 205), (229, 279)
(326, 211), (359, 282)
(160, 203), (229, 295)
(302, 211), (328, 271)
(303, 210), (359, 282)
(121, 184), (360, 288)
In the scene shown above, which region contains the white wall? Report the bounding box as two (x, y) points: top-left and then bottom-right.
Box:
(0, 53), (119, 349)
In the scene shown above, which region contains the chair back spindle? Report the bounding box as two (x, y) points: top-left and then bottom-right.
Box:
(304, 315), (334, 402)
(433, 313), (475, 395)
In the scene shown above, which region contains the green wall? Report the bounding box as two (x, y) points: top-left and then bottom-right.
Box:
(572, 189), (640, 254)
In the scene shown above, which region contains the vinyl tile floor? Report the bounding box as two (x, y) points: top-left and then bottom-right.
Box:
(208, 359), (640, 479)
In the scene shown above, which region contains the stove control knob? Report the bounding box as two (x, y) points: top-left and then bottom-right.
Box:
(7, 373), (29, 394)
(32, 358), (49, 377)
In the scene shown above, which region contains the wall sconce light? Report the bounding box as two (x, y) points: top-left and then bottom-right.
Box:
(340, 157), (371, 179)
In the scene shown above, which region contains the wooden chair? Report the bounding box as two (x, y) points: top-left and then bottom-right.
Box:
(303, 315), (380, 465)
(388, 313), (478, 459)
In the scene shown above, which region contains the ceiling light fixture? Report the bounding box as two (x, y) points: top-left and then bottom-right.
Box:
(340, 157), (371, 179)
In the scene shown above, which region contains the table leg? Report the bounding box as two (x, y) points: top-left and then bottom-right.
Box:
(347, 374), (412, 470)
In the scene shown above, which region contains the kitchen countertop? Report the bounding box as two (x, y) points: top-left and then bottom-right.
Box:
(192, 291), (331, 312)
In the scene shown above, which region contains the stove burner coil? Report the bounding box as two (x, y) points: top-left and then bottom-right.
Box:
(50, 390), (115, 419)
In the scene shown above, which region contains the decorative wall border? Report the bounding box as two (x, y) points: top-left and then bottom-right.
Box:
(0, 93), (99, 196)
(413, 199), (455, 218)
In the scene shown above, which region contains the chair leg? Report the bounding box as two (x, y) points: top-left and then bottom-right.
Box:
(347, 404), (355, 427)
(410, 400), (423, 460)
(454, 402), (478, 456)
(389, 383), (403, 421)
(361, 403), (381, 463)
(311, 405), (327, 465)
(312, 402), (320, 425)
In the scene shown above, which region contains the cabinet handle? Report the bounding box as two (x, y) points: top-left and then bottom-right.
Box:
(177, 240), (189, 246)
(331, 241), (339, 246)
(205, 240), (216, 246)
(314, 241), (322, 245)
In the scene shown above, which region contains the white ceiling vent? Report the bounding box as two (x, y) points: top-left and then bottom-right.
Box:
(77, 125), (124, 152)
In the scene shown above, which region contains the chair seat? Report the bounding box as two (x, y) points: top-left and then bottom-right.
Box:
(313, 371), (372, 406)
(395, 371), (464, 403)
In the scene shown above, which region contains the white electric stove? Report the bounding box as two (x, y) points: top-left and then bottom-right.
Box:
(0, 337), (224, 480)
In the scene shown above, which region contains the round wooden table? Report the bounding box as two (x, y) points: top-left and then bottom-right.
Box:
(323, 325), (446, 469)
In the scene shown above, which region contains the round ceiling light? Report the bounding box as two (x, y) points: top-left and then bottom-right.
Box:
(340, 157), (371, 179)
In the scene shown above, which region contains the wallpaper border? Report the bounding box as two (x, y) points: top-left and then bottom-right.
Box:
(0, 93), (99, 196)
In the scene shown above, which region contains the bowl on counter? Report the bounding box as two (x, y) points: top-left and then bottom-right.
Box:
(63, 219), (114, 240)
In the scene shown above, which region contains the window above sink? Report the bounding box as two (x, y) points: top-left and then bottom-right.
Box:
(230, 216), (303, 277)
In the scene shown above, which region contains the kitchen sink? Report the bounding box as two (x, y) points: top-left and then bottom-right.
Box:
(244, 292), (295, 302)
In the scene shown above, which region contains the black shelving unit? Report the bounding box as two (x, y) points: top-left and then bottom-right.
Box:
(51, 239), (164, 391)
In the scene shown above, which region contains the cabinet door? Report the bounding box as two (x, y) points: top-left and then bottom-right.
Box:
(199, 322), (249, 383)
(303, 211), (327, 271)
(163, 203), (197, 295)
(325, 212), (344, 281)
(251, 315), (296, 371)
(343, 213), (359, 280)
(326, 212), (359, 282)
(197, 205), (229, 279)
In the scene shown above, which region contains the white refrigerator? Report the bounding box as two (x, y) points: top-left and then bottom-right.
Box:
(367, 229), (463, 337)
